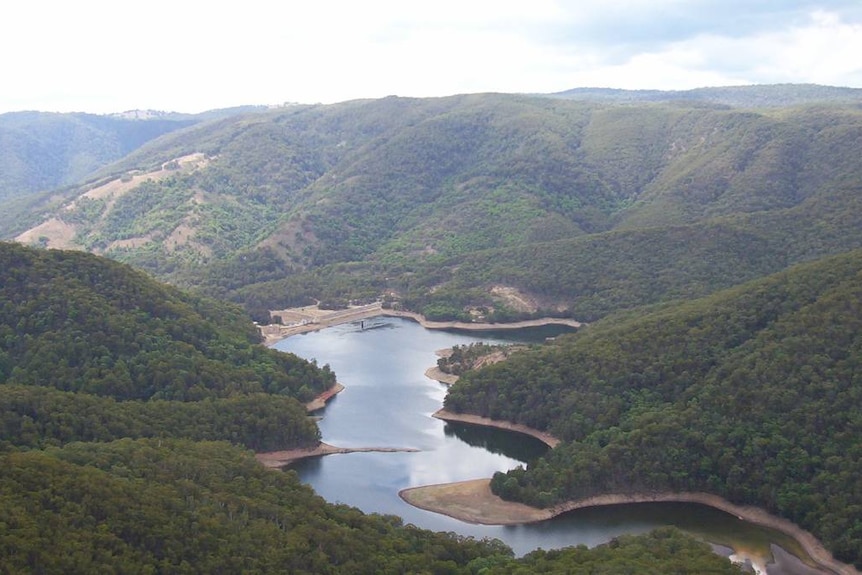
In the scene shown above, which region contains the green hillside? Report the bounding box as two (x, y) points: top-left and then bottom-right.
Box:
(0, 439), (744, 574)
(398, 181), (862, 322)
(0, 439), (510, 574)
(0, 108), (273, 239)
(8, 90), (861, 328)
(0, 242), (745, 573)
(0, 241), (334, 451)
(0, 111), (197, 202)
(444, 249), (862, 568)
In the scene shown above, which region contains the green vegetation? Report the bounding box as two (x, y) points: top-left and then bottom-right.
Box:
(445, 249), (862, 568)
(551, 83), (862, 108)
(0, 241), (334, 453)
(9, 92), (862, 328)
(5, 87), (862, 572)
(0, 111), (197, 203)
(437, 343), (522, 377)
(0, 242), (746, 573)
(0, 439), (512, 574)
(490, 527), (744, 575)
(0, 386), (319, 452)
(405, 183), (862, 322)
(0, 438), (744, 574)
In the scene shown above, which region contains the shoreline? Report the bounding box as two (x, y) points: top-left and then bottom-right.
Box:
(399, 479), (858, 575)
(262, 302), (855, 574)
(261, 302), (583, 345)
(424, 365), (459, 385)
(256, 442), (419, 468)
(304, 382), (345, 412)
(432, 409), (560, 448)
(382, 309), (583, 332)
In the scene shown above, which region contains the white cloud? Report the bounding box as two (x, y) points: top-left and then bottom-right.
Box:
(766, 10), (862, 85)
(1, 1), (861, 113)
(542, 8), (862, 91)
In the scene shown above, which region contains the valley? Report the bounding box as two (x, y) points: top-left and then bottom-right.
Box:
(2, 84), (862, 573)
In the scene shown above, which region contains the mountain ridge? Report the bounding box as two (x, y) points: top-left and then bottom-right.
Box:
(5, 86), (862, 325)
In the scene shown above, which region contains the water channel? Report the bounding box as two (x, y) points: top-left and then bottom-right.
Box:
(272, 316), (821, 573)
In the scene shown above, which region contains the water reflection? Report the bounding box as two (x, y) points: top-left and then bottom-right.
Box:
(443, 422), (549, 463)
(275, 317), (822, 572)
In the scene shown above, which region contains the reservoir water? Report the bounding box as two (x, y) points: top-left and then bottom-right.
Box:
(273, 316), (821, 572)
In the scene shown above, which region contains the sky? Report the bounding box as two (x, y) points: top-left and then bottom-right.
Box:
(2, 0), (862, 114)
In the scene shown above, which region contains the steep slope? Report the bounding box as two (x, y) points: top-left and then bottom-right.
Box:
(399, 181), (862, 322)
(8, 90), (862, 325)
(0, 111), (197, 201)
(0, 108), (273, 239)
(0, 439), (746, 574)
(444, 249), (862, 568)
(0, 241), (336, 450)
(0, 245), (746, 574)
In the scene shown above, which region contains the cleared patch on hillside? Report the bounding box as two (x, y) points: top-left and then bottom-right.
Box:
(15, 218), (77, 249)
(79, 153), (209, 205)
(15, 153), (211, 252)
(490, 285), (538, 314)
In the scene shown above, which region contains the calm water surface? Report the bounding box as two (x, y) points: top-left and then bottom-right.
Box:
(273, 317), (819, 572)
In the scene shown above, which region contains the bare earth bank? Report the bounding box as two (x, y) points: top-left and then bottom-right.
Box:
(256, 443), (419, 468)
(399, 479), (859, 575)
(261, 302), (584, 345)
(383, 309), (583, 332)
(304, 382), (345, 412)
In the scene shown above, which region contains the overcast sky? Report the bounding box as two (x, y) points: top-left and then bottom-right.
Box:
(2, 0), (861, 114)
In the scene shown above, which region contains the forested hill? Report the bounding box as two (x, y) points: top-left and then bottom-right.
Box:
(0, 439), (745, 574)
(0, 241), (747, 574)
(0, 241), (334, 451)
(444, 248), (862, 568)
(0, 107), (272, 203)
(0, 107), (273, 240)
(8, 88), (862, 324)
(0, 111), (196, 202)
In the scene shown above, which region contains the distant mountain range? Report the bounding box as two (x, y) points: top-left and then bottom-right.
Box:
(4, 84), (862, 323)
(549, 83), (862, 107)
(0, 105), (269, 203)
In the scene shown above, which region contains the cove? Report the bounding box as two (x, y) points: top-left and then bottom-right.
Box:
(272, 317), (822, 573)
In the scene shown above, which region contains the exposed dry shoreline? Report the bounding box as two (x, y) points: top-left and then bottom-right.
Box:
(399, 481), (857, 575)
(256, 443), (419, 468)
(262, 303), (858, 574)
(383, 309), (583, 332)
(424, 365), (459, 385)
(304, 382), (345, 411)
(261, 302), (583, 345)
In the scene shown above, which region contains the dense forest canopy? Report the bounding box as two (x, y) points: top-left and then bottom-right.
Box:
(0, 111), (197, 203)
(444, 249), (862, 568)
(3, 85), (861, 572)
(0, 438), (746, 574)
(0, 241), (746, 574)
(0, 241), (333, 452)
